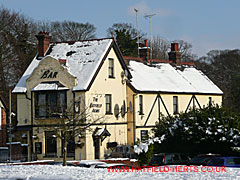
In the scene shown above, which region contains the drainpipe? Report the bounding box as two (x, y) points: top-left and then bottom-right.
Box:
(25, 91), (33, 161)
(133, 94), (137, 144)
(72, 91), (76, 160)
(25, 92), (33, 161)
(30, 92), (33, 161)
(9, 89), (12, 162)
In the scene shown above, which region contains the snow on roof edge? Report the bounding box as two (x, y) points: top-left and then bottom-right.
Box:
(12, 55), (40, 93)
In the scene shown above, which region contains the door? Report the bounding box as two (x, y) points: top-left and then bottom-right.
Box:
(94, 138), (100, 159)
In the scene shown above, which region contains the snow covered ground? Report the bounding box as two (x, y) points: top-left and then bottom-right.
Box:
(0, 164), (240, 180)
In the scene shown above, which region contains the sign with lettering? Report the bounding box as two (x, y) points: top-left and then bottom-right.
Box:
(90, 96), (102, 113)
(41, 70), (58, 79)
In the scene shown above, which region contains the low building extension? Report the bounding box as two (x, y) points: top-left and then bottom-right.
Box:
(125, 41), (223, 144)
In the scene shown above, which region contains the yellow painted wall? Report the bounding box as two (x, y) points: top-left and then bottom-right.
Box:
(126, 85), (135, 145)
(17, 94), (31, 126)
(130, 92), (222, 141)
(84, 48), (128, 160)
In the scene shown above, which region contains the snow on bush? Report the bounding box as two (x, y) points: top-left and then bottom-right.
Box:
(153, 105), (240, 154)
(134, 135), (165, 155)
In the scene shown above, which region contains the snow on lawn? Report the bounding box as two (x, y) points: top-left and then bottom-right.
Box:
(0, 165), (240, 180)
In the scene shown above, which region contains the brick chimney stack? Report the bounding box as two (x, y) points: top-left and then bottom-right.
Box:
(139, 40), (150, 60)
(35, 31), (51, 58)
(168, 43), (181, 66)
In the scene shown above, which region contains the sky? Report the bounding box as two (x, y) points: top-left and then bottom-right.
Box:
(1, 0), (240, 57)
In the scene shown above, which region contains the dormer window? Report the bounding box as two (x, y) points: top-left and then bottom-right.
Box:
(108, 58), (114, 78)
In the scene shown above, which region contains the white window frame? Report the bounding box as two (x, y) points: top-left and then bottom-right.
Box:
(105, 94), (112, 114)
(108, 58), (114, 78)
(173, 96), (178, 114)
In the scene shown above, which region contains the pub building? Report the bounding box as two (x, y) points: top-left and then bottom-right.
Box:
(12, 32), (223, 161)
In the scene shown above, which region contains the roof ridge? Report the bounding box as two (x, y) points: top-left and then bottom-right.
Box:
(51, 37), (113, 45)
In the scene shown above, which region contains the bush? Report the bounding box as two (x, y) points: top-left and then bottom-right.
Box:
(153, 105), (240, 155)
(134, 142), (154, 166)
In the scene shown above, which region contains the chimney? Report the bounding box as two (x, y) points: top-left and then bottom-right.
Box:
(168, 43), (181, 66)
(139, 40), (150, 60)
(35, 31), (51, 58)
(144, 39), (148, 47)
(59, 59), (66, 66)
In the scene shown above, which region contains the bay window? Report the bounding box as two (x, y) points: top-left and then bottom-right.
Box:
(35, 91), (66, 118)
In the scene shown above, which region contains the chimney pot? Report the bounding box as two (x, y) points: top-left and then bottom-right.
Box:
(171, 43), (179, 52)
(139, 39), (150, 60)
(59, 59), (66, 66)
(169, 43), (181, 66)
(144, 40), (148, 47)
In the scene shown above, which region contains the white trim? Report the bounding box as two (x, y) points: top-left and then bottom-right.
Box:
(32, 82), (69, 91)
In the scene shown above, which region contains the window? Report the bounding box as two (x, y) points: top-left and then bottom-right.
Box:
(35, 91), (66, 119)
(173, 96), (178, 114)
(227, 158), (240, 165)
(172, 154), (180, 161)
(165, 154), (175, 164)
(108, 58), (114, 78)
(105, 94), (112, 114)
(141, 130), (148, 142)
(139, 95), (143, 115)
(45, 131), (57, 157)
(209, 158), (224, 165)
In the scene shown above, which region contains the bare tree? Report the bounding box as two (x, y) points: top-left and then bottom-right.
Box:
(37, 20), (96, 41)
(150, 37), (197, 61)
(173, 40), (197, 62)
(0, 6), (18, 94)
(151, 36), (169, 59)
(0, 6), (37, 99)
(51, 102), (105, 166)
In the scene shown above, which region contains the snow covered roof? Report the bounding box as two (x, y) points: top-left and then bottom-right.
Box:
(48, 39), (113, 91)
(32, 82), (69, 91)
(12, 56), (40, 93)
(93, 128), (111, 137)
(13, 38), (113, 93)
(128, 61), (223, 94)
